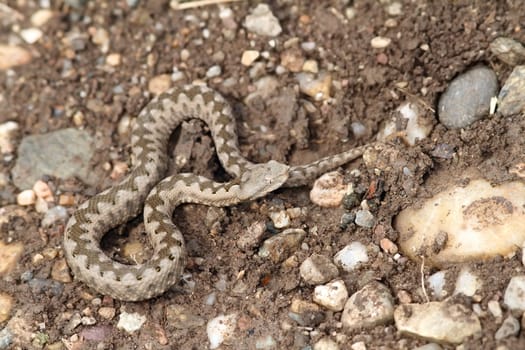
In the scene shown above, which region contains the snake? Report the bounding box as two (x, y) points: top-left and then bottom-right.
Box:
(63, 84), (369, 301)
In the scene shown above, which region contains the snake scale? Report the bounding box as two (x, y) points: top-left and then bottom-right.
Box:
(63, 84), (368, 301)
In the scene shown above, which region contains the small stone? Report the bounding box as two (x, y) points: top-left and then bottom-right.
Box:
(166, 305), (205, 329)
(453, 268), (480, 297)
(495, 315), (520, 340)
(98, 307), (116, 320)
(33, 180), (53, 201)
(281, 49), (305, 73)
(412, 344), (443, 350)
(72, 110), (84, 126)
(438, 66), (498, 129)
(17, 190), (36, 206)
(117, 312), (146, 333)
(490, 37), (525, 66)
(0, 240), (24, 277)
(148, 74), (172, 95)
(0, 45), (32, 70)
(302, 60), (319, 73)
(296, 72), (332, 101)
(313, 337), (340, 350)
(487, 300), (503, 319)
(106, 53), (121, 66)
(110, 161), (128, 180)
(310, 171), (348, 207)
(371, 36), (392, 49)
(241, 50), (260, 66)
(207, 313), (237, 349)
(51, 258), (72, 283)
(258, 229), (306, 263)
(244, 76), (280, 104)
(498, 65), (525, 117)
(380, 238), (398, 254)
(313, 280), (348, 311)
(244, 4), (282, 37)
(20, 28), (43, 44)
(0, 121), (19, 154)
(345, 7), (356, 19)
(504, 276), (525, 311)
(351, 342), (366, 350)
(268, 210), (290, 229)
(90, 27), (110, 53)
(237, 221), (266, 250)
(394, 301), (481, 344)
(354, 209), (375, 228)
(0, 328), (13, 349)
(299, 253), (339, 285)
(342, 282), (394, 330)
(206, 65), (222, 78)
(59, 194), (75, 206)
(0, 293), (13, 323)
(255, 335), (276, 349)
(31, 9), (54, 27)
(333, 242), (369, 271)
(288, 299), (324, 327)
(427, 271), (447, 299)
(41, 206), (68, 227)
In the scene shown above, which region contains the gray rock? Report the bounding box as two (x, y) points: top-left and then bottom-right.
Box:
(498, 65), (525, 116)
(28, 278), (64, 297)
(394, 301), (481, 344)
(0, 328), (12, 350)
(490, 37), (525, 66)
(41, 205), (69, 228)
(341, 282), (394, 330)
(494, 315), (520, 340)
(299, 253), (339, 285)
(504, 275), (525, 311)
(258, 229), (306, 263)
(11, 128), (94, 189)
(244, 4), (282, 37)
(354, 209), (375, 228)
(438, 66), (498, 129)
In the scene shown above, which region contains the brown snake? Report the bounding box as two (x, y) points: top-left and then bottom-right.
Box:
(63, 84), (368, 301)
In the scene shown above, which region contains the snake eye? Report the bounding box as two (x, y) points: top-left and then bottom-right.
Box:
(168, 254), (176, 260)
(155, 266), (161, 272)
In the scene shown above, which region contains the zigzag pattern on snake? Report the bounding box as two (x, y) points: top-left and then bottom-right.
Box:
(63, 84), (369, 301)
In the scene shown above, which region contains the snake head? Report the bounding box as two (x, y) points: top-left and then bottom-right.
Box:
(239, 160), (290, 201)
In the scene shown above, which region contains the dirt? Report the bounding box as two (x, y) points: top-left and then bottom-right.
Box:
(1, 0), (525, 349)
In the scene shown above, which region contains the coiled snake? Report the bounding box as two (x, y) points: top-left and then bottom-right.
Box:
(63, 84), (368, 301)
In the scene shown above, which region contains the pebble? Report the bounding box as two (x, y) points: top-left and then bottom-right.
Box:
(341, 282), (394, 330)
(0, 293), (13, 323)
(495, 315), (520, 340)
(269, 210), (290, 229)
(258, 229), (306, 263)
(379, 238), (398, 254)
(59, 194), (75, 206)
(28, 278), (64, 296)
(313, 337), (340, 350)
(413, 344), (443, 350)
(41, 205), (69, 227)
(299, 253), (339, 285)
(490, 37), (525, 66)
(354, 209), (375, 228)
(395, 179), (525, 266)
(117, 312), (146, 333)
(394, 301), (481, 344)
(0, 45), (32, 70)
(237, 221), (266, 250)
(51, 258), (72, 283)
(386, 2), (403, 15)
(288, 299), (324, 327)
(206, 65), (222, 78)
(281, 49), (305, 72)
(296, 72), (332, 101)
(438, 66), (498, 129)
(333, 242), (369, 271)
(0, 241), (23, 277)
(427, 271), (447, 299)
(310, 171), (348, 207)
(17, 190), (36, 206)
(20, 28), (43, 44)
(453, 268), (480, 297)
(207, 313), (237, 349)
(255, 335), (276, 349)
(244, 4), (282, 37)
(302, 60), (319, 73)
(33, 180), (53, 201)
(106, 53), (121, 66)
(166, 304), (205, 329)
(90, 27), (110, 53)
(497, 65), (525, 116)
(244, 76), (279, 104)
(148, 74), (172, 95)
(377, 102), (432, 145)
(504, 275), (525, 311)
(31, 9), (54, 26)
(241, 50), (259, 66)
(0, 121), (19, 154)
(98, 307), (116, 320)
(12, 128), (94, 189)
(313, 280), (348, 311)
(371, 36), (392, 49)
(0, 328), (12, 349)
(487, 300), (503, 319)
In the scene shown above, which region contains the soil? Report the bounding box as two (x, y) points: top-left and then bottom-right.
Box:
(1, 0), (525, 349)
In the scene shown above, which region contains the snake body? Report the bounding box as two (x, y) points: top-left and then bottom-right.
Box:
(63, 84), (368, 301)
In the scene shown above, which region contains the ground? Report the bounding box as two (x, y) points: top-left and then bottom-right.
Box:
(1, 0), (525, 349)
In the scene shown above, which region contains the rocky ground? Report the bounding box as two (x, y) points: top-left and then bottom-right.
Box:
(1, 0), (525, 349)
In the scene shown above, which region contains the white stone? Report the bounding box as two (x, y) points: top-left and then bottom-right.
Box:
(313, 280), (348, 311)
(412, 344), (443, 350)
(269, 210), (290, 229)
(313, 337), (340, 350)
(207, 313), (237, 349)
(20, 28), (43, 44)
(504, 275), (525, 311)
(377, 102), (432, 146)
(453, 268), (481, 297)
(299, 254), (339, 285)
(350, 342), (366, 350)
(427, 271), (447, 299)
(310, 171), (348, 207)
(244, 4), (282, 37)
(487, 300), (503, 319)
(395, 179), (525, 266)
(296, 72), (332, 101)
(17, 190), (36, 206)
(31, 9), (54, 26)
(0, 45), (32, 70)
(354, 209), (375, 228)
(371, 36), (392, 49)
(334, 242), (369, 271)
(117, 312), (146, 333)
(341, 282), (394, 330)
(0, 121), (19, 154)
(241, 50), (260, 66)
(206, 65), (222, 78)
(394, 302), (481, 344)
